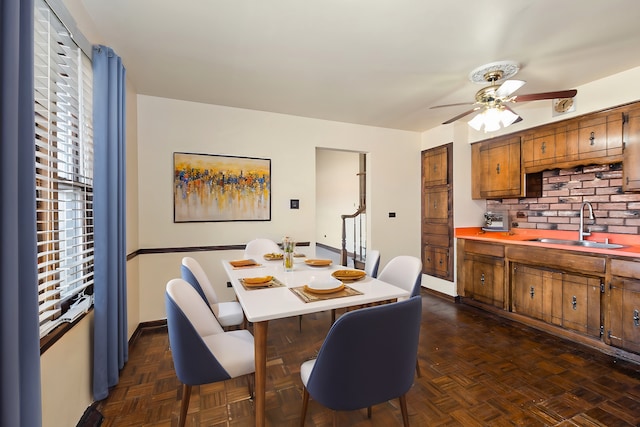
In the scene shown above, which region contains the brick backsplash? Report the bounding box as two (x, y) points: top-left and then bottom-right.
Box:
(486, 162), (640, 235)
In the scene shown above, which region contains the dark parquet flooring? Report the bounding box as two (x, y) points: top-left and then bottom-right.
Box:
(96, 292), (640, 426)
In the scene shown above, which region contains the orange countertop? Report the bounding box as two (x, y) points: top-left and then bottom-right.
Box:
(455, 227), (640, 257)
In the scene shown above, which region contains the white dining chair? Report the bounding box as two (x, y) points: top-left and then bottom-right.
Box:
(181, 256), (245, 329)
(165, 278), (255, 427)
(377, 255), (422, 299)
(244, 238), (281, 259)
(364, 249), (381, 278)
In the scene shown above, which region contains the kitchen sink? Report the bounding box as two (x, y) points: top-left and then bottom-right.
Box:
(528, 238), (625, 249)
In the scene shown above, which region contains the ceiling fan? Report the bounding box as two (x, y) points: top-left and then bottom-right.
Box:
(431, 61), (577, 132)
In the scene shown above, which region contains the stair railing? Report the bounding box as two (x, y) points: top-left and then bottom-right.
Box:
(340, 206), (366, 266)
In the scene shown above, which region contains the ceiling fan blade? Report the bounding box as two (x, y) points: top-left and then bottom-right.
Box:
(442, 107), (481, 125)
(496, 80), (526, 98)
(513, 89), (577, 102)
(430, 101), (475, 109)
(503, 105), (523, 124)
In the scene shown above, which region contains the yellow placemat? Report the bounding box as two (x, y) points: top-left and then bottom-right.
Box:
(239, 277), (285, 291)
(290, 284), (363, 303)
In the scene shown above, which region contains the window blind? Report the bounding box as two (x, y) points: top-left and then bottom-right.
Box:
(35, 0), (95, 338)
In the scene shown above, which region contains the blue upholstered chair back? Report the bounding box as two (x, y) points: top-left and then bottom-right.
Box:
(165, 279), (230, 385)
(305, 296), (422, 411)
(180, 263), (209, 305)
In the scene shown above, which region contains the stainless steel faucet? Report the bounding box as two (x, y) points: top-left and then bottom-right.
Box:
(578, 201), (594, 241)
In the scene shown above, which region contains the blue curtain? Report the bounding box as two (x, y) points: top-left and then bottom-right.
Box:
(92, 45), (128, 401)
(0, 0), (43, 425)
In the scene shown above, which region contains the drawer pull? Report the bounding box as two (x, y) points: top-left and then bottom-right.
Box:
(589, 131), (595, 145)
(634, 309), (639, 327)
(541, 141), (546, 154)
(572, 296), (577, 310)
(480, 273), (485, 286)
(530, 286), (535, 299)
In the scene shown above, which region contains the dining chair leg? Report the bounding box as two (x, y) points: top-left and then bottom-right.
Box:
(399, 394), (410, 427)
(298, 315), (303, 332)
(415, 359), (422, 378)
(331, 309), (336, 324)
(179, 384), (192, 427)
(300, 387), (310, 427)
(246, 373), (254, 399)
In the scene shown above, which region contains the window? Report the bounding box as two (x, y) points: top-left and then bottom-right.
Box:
(34, 0), (94, 338)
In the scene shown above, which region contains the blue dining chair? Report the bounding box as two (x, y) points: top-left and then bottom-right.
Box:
(300, 296), (422, 426)
(181, 256), (246, 329)
(165, 278), (255, 427)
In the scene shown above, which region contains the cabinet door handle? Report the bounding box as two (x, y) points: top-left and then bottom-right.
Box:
(589, 131), (595, 146)
(480, 273), (485, 286)
(496, 163), (500, 174)
(634, 309), (639, 327)
(530, 286), (535, 299)
(541, 141), (546, 154)
(571, 296), (577, 310)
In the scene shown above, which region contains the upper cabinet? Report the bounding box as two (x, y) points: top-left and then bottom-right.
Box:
(474, 101), (640, 200)
(623, 104), (640, 192)
(472, 135), (524, 199)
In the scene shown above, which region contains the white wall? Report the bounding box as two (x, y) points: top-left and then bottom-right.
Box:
(136, 95), (422, 322)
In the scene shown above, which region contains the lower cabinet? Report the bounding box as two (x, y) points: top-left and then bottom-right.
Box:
(457, 239), (640, 358)
(562, 273), (602, 337)
(512, 264), (561, 325)
(609, 259), (640, 354)
(460, 240), (505, 309)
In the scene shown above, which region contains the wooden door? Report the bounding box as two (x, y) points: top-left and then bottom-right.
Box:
(421, 143), (453, 281)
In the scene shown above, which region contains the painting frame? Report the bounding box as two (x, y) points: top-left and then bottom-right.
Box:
(173, 152), (272, 222)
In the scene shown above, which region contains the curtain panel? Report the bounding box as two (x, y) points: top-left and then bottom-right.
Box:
(0, 0), (43, 425)
(92, 45), (128, 401)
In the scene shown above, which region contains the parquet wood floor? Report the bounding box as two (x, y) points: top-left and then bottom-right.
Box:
(96, 292), (640, 426)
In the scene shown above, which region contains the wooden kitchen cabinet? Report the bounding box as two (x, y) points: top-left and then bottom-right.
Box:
(472, 136), (522, 199)
(460, 240), (505, 308)
(609, 258), (640, 354)
(512, 264), (561, 324)
(522, 127), (569, 170)
(421, 143), (453, 281)
(623, 105), (640, 192)
(561, 273), (602, 338)
(570, 110), (624, 161)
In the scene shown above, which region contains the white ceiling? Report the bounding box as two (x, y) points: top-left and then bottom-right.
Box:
(81, 0), (640, 132)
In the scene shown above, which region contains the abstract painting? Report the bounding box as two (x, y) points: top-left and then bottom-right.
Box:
(174, 152), (271, 222)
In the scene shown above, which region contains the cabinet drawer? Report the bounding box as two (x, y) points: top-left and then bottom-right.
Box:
(506, 246), (606, 275)
(611, 258), (640, 280)
(465, 240), (504, 258)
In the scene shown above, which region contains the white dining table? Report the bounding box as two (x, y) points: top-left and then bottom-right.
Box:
(222, 257), (410, 427)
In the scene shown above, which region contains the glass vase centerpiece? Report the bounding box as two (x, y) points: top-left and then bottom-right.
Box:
(283, 236), (295, 271)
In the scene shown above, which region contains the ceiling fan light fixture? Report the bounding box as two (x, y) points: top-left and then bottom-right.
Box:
(468, 106), (519, 133)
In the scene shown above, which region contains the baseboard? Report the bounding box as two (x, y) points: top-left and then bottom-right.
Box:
(421, 287), (460, 303)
